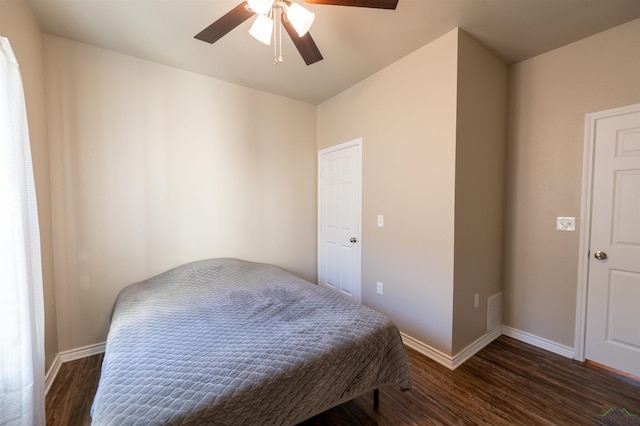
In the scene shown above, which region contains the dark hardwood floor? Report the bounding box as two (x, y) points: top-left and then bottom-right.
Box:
(46, 352), (103, 426)
(46, 336), (640, 425)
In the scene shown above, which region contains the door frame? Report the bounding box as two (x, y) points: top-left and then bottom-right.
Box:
(317, 138), (363, 303)
(574, 103), (640, 361)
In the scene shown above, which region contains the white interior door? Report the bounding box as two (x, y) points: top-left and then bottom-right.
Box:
(585, 106), (640, 377)
(318, 139), (362, 303)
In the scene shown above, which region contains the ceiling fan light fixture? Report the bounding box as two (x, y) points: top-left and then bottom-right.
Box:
(247, 0), (275, 15)
(284, 2), (315, 37)
(249, 13), (273, 45)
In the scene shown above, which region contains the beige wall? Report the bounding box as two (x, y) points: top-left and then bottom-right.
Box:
(505, 18), (640, 347)
(44, 36), (318, 350)
(318, 30), (460, 354)
(0, 0), (58, 369)
(452, 31), (508, 354)
(318, 28), (508, 356)
(6, 0), (635, 364)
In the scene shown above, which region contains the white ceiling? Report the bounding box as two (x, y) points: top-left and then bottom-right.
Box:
(27, 0), (640, 104)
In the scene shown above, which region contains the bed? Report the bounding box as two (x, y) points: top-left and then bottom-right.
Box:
(91, 258), (412, 425)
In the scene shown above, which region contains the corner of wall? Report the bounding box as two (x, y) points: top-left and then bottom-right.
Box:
(452, 29), (509, 354)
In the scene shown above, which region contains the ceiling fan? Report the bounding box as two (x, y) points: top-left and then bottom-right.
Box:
(194, 0), (399, 66)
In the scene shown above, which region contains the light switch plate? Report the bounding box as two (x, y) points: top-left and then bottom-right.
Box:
(556, 217), (576, 231)
(377, 215), (384, 227)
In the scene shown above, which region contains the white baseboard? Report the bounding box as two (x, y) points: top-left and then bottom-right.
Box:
(45, 354), (62, 395)
(401, 328), (502, 370)
(45, 341), (106, 395)
(502, 326), (574, 359)
(59, 341), (106, 363)
(451, 327), (502, 369)
(401, 332), (454, 369)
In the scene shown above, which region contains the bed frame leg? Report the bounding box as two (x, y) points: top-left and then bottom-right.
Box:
(373, 388), (379, 409)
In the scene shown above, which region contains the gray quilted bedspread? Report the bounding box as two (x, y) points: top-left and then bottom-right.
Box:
(91, 258), (411, 425)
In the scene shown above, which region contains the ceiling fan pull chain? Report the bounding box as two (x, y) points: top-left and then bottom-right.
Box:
(272, 7), (277, 63)
(273, 6), (283, 65)
(278, 7), (283, 64)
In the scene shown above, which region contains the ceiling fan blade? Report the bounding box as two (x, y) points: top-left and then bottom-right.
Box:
(304, 0), (398, 9)
(282, 19), (323, 66)
(195, 1), (255, 44)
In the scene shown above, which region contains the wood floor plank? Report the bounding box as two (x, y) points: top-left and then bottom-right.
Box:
(46, 353), (103, 426)
(46, 336), (640, 425)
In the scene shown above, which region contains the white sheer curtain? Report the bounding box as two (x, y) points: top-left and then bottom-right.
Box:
(0, 37), (46, 426)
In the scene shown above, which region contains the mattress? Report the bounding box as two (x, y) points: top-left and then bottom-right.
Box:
(91, 258), (411, 425)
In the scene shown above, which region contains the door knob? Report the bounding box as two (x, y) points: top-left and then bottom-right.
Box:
(594, 251), (608, 260)
(350, 237), (357, 243)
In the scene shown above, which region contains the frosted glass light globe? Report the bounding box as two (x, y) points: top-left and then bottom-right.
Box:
(247, 0), (275, 15)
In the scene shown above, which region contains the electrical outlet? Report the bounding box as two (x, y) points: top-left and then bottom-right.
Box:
(376, 281), (383, 295)
(556, 217), (576, 231)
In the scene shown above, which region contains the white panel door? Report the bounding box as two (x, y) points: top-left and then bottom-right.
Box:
(318, 139), (362, 302)
(585, 108), (640, 376)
